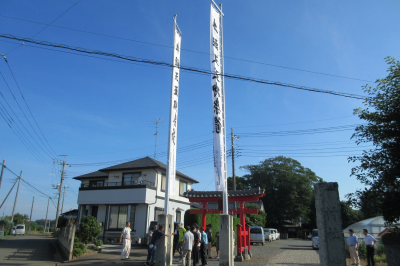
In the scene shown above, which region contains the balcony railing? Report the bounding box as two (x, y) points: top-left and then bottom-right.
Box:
(80, 180), (155, 189)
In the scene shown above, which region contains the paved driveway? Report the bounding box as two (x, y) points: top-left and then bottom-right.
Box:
(0, 234), (62, 265)
(67, 239), (320, 266)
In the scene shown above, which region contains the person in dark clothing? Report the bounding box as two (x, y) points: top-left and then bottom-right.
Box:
(173, 224), (179, 256)
(146, 224), (173, 265)
(191, 227), (200, 266)
(199, 227), (208, 266)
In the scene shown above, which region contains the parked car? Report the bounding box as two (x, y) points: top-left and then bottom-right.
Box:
(273, 229), (280, 240)
(14, 224), (25, 236)
(311, 229), (319, 250)
(250, 226), (265, 245)
(263, 228), (274, 242)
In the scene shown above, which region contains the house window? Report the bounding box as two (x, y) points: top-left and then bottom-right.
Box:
(179, 181), (187, 196)
(122, 172), (141, 186)
(161, 174), (166, 191)
(176, 211), (181, 223)
(109, 205), (128, 229)
(130, 205), (136, 230)
(89, 180), (104, 187)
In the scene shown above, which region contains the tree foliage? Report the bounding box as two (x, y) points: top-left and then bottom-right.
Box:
(78, 216), (102, 245)
(240, 156), (322, 225)
(227, 176), (249, 191)
(348, 57), (400, 224)
(340, 201), (364, 229)
(244, 203), (267, 227)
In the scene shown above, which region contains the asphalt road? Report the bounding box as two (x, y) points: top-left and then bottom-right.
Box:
(0, 234), (62, 266)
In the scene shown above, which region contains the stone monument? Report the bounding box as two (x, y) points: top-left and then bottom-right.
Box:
(314, 182), (346, 266)
(220, 214), (234, 266)
(155, 214), (174, 266)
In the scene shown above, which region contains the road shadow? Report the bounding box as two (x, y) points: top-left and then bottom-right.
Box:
(0, 235), (62, 263)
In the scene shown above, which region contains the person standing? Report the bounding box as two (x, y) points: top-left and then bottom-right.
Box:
(205, 224), (212, 259)
(191, 226), (200, 266)
(173, 224), (180, 256)
(199, 227), (208, 266)
(146, 224), (173, 265)
(215, 231), (220, 259)
(119, 222), (132, 260)
(177, 223), (187, 258)
(363, 229), (376, 266)
(182, 226), (195, 266)
(348, 229), (360, 266)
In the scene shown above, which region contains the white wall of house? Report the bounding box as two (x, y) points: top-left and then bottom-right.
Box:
(77, 188), (156, 204)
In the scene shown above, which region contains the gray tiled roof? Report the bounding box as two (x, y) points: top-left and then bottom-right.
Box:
(73, 171), (109, 180)
(98, 156), (198, 183)
(183, 188), (264, 198)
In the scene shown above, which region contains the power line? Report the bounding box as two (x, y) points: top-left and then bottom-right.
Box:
(0, 34), (366, 100)
(6, 1), (81, 54)
(0, 14), (373, 82)
(4, 60), (59, 158)
(0, 70), (55, 160)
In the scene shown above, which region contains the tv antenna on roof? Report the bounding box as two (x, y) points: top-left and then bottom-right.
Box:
(150, 118), (163, 158)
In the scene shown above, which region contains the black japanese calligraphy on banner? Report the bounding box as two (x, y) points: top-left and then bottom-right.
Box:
(210, 4), (226, 192)
(166, 21), (182, 197)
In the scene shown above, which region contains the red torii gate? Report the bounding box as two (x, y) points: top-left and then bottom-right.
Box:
(184, 188), (265, 260)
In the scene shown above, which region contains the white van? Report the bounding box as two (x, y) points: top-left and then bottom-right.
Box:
(311, 229), (319, 250)
(250, 226), (265, 246)
(263, 228), (274, 242)
(14, 224), (25, 236)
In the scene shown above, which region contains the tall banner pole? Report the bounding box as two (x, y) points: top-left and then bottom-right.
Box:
(165, 15), (182, 215)
(210, 1), (228, 214)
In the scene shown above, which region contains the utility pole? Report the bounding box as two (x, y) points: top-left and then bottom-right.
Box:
(44, 198), (50, 233)
(151, 118), (163, 158)
(11, 171), (22, 225)
(28, 196), (34, 233)
(61, 186), (68, 214)
(231, 128), (239, 191)
(0, 160), (5, 191)
(55, 156), (67, 229)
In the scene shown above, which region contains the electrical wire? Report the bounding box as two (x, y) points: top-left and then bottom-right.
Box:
(6, 0), (81, 54)
(4, 61), (59, 158)
(0, 14), (373, 82)
(0, 34), (366, 100)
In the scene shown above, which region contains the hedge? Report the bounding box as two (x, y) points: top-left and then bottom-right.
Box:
(184, 209), (240, 246)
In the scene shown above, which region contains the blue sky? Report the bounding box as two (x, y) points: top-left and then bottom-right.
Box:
(0, 0), (399, 221)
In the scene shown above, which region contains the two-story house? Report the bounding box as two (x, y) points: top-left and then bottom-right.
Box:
(73, 156), (198, 244)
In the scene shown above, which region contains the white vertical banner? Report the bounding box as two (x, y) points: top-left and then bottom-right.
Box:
(166, 16), (182, 198)
(210, 4), (226, 192)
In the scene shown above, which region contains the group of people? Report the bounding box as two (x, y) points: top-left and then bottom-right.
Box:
(120, 221), (229, 266)
(145, 222), (220, 266)
(348, 228), (377, 266)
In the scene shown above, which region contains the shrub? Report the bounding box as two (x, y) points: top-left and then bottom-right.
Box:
(72, 248), (83, 258)
(375, 241), (385, 256)
(374, 254), (387, 263)
(93, 238), (103, 247)
(78, 216), (102, 245)
(358, 242), (367, 259)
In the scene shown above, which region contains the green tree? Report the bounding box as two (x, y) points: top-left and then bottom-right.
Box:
(4, 213), (29, 226)
(241, 156), (322, 225)
(340, 201), (364, 229)
(78, 216), (102, 245)
(227, 176), (249, 190)
(348, 57), (400, 224)
(0, 218), (14, 235)
(244, 203), (267, 227)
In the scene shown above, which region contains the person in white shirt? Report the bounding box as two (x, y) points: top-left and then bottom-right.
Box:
(182, 226), (195, 266)
(363, 229), (377, 266)
(120, 222), (132, 260)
